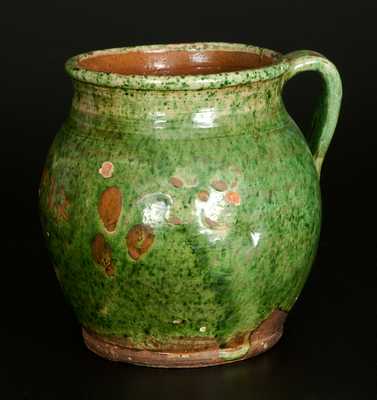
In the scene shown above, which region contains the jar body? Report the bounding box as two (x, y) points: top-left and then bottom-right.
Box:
(39, 77), (321, 366)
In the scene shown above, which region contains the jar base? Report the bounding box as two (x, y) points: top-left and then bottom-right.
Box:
(82, 310), (287, 368)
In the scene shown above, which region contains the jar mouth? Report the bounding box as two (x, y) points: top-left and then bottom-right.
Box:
(66, 42), (289, 90)
(78, 49), (276, 76)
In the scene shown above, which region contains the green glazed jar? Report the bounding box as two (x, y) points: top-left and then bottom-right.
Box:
(39, 43), (342, 367)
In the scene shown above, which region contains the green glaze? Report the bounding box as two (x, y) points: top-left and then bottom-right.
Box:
(39, 43), (342, 351)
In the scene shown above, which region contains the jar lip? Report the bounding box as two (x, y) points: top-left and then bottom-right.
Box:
(65, 42), (289, 91)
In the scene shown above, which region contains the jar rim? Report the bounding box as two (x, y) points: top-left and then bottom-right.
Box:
(65, 42), (289, 91)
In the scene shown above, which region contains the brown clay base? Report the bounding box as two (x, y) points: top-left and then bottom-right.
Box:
(82, 310), (287, 368)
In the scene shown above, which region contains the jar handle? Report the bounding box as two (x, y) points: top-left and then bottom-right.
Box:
(283, 50), (342, 176)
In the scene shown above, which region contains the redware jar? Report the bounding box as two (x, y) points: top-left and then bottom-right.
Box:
(39, 43), (342, 367)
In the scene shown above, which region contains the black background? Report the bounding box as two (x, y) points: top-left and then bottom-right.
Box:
(2, 1), (376, 399)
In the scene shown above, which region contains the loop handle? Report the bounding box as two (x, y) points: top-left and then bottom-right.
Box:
(283, 50), (342, 175)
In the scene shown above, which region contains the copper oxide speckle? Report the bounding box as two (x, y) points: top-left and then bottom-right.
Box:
(225, 191), (241, 206)
(98, 161), (114, 178)
(170, 176), (184, 188)
(126, 224), (155, 261)
(197, 191), (209, 202)
(211, 180), (228, 192)
(91, 233), (115, 276)
(98, 187), (122, 232)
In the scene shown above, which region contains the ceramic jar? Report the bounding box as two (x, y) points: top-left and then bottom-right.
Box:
(39, 43), (341, 367)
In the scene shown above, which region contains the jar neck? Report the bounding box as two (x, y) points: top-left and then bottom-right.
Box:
(68, 78), (287, 140)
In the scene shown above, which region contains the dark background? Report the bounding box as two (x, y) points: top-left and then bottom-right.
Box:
(1, 1), (376, 399)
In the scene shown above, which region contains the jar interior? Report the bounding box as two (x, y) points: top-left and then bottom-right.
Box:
(78, 50), (277, 76)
